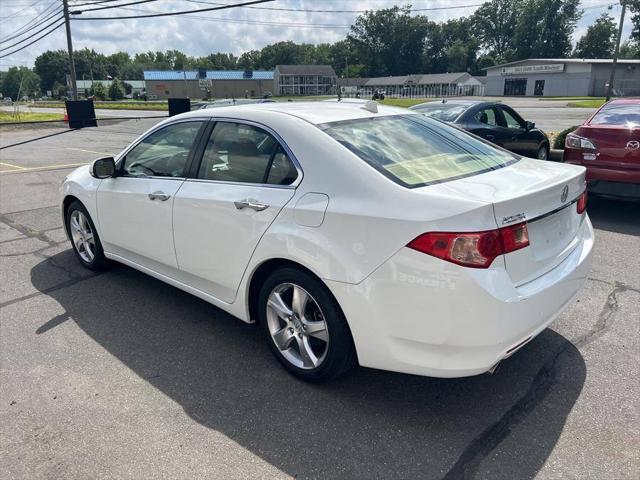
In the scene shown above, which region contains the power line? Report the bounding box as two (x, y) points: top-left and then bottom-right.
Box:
(184, 0), (486, 13)
(1, 5), (62, 43)
(0, 14), (63, 51)
(0, 19), (64, 59)
(119, 6), (351, 28)
(69, 0), (160, 13)
(71, 0), (276, 20)
(1, 0), (60, 40)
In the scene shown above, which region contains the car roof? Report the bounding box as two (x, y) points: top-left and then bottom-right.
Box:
(176, 101), (414, 125)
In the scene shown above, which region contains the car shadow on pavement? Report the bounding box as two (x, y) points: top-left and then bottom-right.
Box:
(31, 251), (586, 480)
(587, 196), (640, 236)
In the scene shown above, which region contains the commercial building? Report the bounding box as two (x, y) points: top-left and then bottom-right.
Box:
(143, 70), (274, 99)
(273, 65), (337, 96)
(484, 58), (640, 97)
(77, 80), (145, 97)
(361, 72), (484, 98)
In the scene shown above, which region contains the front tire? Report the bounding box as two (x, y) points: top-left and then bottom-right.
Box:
(258, 267), (357, 382)
(66, 200), (107, 270)
(537, 144), (549, 160)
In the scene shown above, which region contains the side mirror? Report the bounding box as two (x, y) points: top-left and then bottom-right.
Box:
(90, 157), (116, 179)
(525, 121), (535, 131)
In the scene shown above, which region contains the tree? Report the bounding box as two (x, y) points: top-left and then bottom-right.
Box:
(573, 13), (617, 58)
(348, 6), (432, 76)
(108, 79), (125, 100)
(619, 40), (640, 59)
(472, 0), (520, 62)
(1, 66), (41, 100)
(92, 82), (107, 100)
(34, 50), (68, 93)
(513, 0), (582, 59)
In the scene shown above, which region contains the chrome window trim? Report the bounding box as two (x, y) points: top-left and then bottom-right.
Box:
(190, 116), (304, 188)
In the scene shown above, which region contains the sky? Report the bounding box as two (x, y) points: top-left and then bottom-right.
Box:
(0, 0), (635, 68)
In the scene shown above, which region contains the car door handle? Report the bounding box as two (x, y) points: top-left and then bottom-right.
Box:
(485, 134), (495, 141)
(148, 191), (171, 201)
(234, 199), (269, 211)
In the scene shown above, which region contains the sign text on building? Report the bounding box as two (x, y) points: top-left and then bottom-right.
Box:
(501, 64), (565, 75)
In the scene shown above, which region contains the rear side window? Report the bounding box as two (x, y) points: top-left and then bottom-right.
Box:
(197, 122), (298, 185)
(321, 115), (516, 188)
(412, 103), (468, 122)
(590, 104), (640, 126)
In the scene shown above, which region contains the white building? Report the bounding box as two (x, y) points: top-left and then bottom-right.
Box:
(484, 58), (640, 97)
(362, 72), (484, 98)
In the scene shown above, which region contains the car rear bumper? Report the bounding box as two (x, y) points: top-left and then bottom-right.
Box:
(327, 216), (594, 378)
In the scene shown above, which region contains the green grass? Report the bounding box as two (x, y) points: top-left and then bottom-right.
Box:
(540, 96), (605, 101)
(379, 98), (433, 108)
(0, 111), (64, 123)
(567, 99), (607, 108)
(33, 101), (168, 111)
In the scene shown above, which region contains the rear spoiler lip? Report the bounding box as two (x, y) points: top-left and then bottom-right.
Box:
(526, 190), (586, 224)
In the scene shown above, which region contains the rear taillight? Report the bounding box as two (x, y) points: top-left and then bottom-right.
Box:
(566, 133), (596, 150)
(407, 222), (529, 269)
(576, 190), (587, 214)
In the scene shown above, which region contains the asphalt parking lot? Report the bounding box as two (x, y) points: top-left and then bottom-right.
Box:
(1, 118), (638, 479)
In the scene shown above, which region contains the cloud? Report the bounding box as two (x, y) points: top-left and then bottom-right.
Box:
(0, 0), (634, 68)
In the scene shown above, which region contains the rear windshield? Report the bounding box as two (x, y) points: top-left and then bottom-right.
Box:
(590, 104), (640, 127)
(411, 103), (469, 122)
(321, 115), (517, 188)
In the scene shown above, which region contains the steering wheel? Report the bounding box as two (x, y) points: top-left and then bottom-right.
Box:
(128, 162), (157, 176)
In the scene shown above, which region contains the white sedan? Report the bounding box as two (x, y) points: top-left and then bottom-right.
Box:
(61, 101), (593, 381)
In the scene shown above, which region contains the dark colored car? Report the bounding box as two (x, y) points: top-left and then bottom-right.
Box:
(409, 100), (550, 160)
(564, 99), (639, 199)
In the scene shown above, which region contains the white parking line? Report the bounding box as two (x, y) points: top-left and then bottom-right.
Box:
(0, 161), (26, 170)
(67, 147), (112, 156)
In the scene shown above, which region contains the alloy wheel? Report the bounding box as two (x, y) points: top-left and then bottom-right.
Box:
(266, 283), (329, 370)
(537, 146), (548, 160)
(69, 210), (96, 263)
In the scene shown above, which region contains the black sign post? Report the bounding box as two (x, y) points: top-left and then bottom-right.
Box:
(65, 100), (97, 129)
(168, 98), (191, 116)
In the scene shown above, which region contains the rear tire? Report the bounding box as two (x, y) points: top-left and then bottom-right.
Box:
(65, 200), (108, 270)
(258, 267), (357, 382)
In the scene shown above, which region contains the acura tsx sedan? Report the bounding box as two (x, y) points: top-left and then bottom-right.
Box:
(61, 101), (593, 381)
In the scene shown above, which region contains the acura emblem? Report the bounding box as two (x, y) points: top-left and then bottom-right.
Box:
(627, 140), (640, 150)
(561, 185), (569, 203)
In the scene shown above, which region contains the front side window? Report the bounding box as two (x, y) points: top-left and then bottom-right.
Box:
(122, 121), (203, 177)
(501, 108), (524, 129)
(321, 115), (516, 188)
(197, 122), (298, 185)
(474, 107), (499, 126)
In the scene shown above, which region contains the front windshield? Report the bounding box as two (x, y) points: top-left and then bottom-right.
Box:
(321, 114), (517, 188)
(411, 103), (469, 122)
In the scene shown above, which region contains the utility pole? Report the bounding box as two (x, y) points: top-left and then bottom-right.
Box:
(62, 0), (78, 100)
(606, 1), (627, 101)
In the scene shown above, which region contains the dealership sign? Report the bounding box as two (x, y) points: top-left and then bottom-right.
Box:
(501, 64), (565, 75)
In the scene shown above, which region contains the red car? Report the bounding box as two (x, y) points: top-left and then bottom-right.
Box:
(564, 99), (640, 198)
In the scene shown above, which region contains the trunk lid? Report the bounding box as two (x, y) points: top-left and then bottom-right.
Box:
(576, 125), (640, 170)
(433, 158), (587, 285)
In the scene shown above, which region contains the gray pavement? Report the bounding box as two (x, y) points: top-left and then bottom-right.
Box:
(0, 121), (638, 480)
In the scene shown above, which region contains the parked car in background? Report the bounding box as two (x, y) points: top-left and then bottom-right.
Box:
(410, 100), (551, 160)
(61, 102), (592, 382)
(564, 98), (640, 199)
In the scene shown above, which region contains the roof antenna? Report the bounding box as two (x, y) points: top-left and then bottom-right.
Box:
(361, 100), (378, 113)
